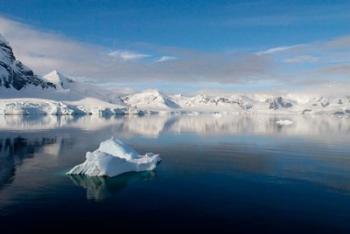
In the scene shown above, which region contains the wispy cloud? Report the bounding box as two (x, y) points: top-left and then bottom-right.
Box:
(108, 50), (150, 61)
(155, 56), (177, 63)
(0, 16), (273, 85)
(1, 15), (350, 94)
(256, 44), (304, 55)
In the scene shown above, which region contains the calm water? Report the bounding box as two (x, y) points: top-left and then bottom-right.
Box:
(1, 114), (350, 233)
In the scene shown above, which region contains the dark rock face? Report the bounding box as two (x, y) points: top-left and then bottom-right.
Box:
(268, 97), (293, 110)
(302, 109), (312, 114)
(0, 35), (55, 90)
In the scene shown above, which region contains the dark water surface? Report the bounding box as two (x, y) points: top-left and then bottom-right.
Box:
(0, 114), (350, 233)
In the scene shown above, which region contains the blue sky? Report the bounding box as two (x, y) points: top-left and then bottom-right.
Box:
(2, 0), (350, 50)
(1, 0), (350, 93)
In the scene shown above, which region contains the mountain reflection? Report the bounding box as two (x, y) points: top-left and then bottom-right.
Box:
(1, 114), (350, 138)
(0, 114), (349, 203)
(0, 136), (58, 191)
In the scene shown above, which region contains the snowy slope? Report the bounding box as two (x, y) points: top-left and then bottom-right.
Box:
(0, 72), (128, 116)
(42, 70), (128, 115)
(173, 94), (255, 113)
(122, 89), (179, 111)
(43, 70), (74, 91)
(0, 34), (127, 115)
(43, 70), (124, 105)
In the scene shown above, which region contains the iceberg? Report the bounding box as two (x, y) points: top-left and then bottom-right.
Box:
(66, 138), (160, 177)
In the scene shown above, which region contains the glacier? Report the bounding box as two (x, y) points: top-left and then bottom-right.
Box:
(66, 138), (161, 177)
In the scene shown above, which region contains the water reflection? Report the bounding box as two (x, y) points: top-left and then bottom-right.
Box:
(0, 114), (349, 203)
(1, 114), (350, 138)
(1, 114), (350, 232)
(68, 172), (155, 201)
(0, 136), (57, 190)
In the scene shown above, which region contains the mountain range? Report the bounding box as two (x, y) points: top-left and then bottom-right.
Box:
(0, 34), (349, 117)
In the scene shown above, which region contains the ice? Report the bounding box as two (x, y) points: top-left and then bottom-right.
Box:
(66, 138), (161, 177)
(98, 138), (139, 160)
(276, 119), (294, 126)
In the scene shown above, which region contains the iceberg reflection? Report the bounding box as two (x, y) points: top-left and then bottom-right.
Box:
(68, 171), (156, 201)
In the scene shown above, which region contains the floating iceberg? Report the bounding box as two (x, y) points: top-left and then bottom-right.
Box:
(67, 138), (160, 177)
(276, 119), (293, 126)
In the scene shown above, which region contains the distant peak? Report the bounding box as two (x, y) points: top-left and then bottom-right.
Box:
(46, 70), (62, 77)
(44, 70), (74, 89)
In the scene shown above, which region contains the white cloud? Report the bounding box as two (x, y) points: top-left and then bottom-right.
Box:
(0, 16), (273, 84)
(256, 44), (304, 55)
(108, 50), (150, 61)
(284, 55), (319, 64)
(1, 15), (350, 93)
(155, 56), (177, 63)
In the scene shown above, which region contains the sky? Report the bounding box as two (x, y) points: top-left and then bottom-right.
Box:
(0, 0), (350, 94)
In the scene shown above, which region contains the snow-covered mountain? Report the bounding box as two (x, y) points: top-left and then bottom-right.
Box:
(171, 94), (256, 112)
(266, 96), (295, 110)
(43, 70), (74, 91)
(43, 70), (123, 105)
(0, 34), (349, 117)
(122, 91), (350, 117)
(0, 34), (55, 91)
(122, 89), (179, 111)
(0, 69), (127, 116)
(0, 33), (128, 115)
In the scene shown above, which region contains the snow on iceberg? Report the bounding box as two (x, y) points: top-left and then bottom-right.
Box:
(276, 119), (293, 126)
(66, 138), (160, 177)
